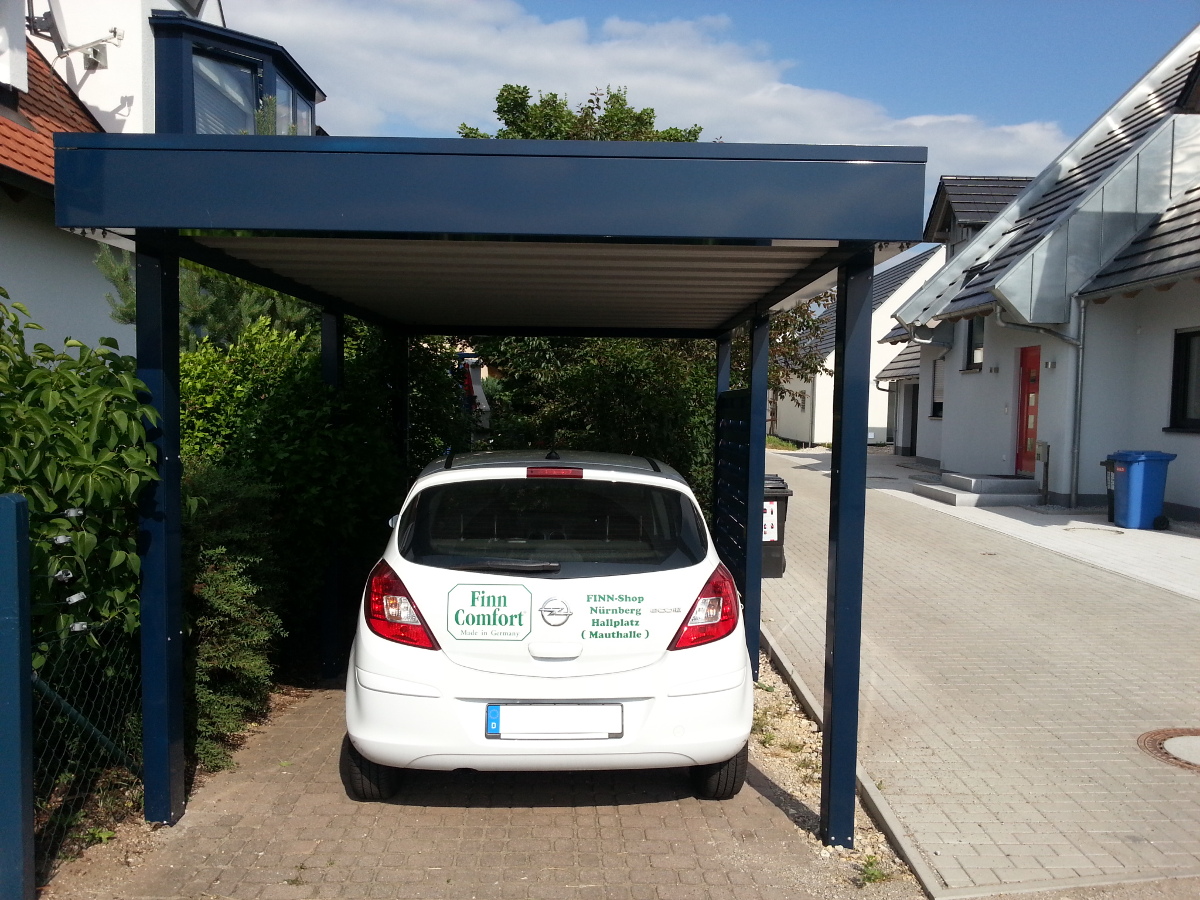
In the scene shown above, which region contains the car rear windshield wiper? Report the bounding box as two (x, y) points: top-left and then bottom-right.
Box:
(444, 559), (562, 573)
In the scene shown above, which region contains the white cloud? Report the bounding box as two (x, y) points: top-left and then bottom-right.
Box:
(227, 0), (1069, 188)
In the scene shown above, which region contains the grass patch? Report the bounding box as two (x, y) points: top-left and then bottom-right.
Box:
(858, 855), (890, 886)
(766, 435), (800, 451)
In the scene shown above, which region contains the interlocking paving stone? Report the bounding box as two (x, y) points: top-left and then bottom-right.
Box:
(43, 684), (927, 900)
(763, 450), (1200, 894)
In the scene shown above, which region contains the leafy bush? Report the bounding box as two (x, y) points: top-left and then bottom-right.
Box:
(179, 318), (469, 681)
(0, 290), (155, 648)
(180, 462), (282, 771)
(474, 336), (716, 499)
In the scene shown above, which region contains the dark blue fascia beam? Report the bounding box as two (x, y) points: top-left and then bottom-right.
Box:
(54, 135), (925, 243)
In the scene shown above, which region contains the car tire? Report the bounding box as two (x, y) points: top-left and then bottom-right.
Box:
(340, 734), (401, 801)
(691, 743), (748, 800)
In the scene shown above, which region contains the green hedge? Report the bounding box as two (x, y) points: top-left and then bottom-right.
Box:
(0, 291), (154, 650)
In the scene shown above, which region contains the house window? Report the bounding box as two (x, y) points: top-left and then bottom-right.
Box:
(274, 77), (315, 135)
(193, 52), (257, 134)
(931, 358), (945, 418)
(964, 316), (985, 370)
(1170, 328), (1200, 429)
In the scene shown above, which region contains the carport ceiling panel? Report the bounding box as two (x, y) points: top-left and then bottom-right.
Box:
(194, 238), (832, 330)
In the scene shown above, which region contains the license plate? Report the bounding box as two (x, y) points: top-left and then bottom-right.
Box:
(485, 703), (623, 739)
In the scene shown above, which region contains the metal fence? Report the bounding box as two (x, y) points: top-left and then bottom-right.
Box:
(31, 621), (142, 882)
(2, 494), (143, 896)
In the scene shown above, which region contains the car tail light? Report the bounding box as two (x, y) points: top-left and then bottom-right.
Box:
(364, 560), (440, 650)
(526, 467), (583, 478)
(669, 563), (740, 650)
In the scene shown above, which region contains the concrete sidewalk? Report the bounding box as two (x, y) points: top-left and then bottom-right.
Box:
(763, 448), (1200, 899)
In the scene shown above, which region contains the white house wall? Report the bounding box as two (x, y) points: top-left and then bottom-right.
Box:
(926, 283), (1199, 517)
(915, 345), (944, 465)
(1079, 282), (1200, 516)
(774, 377), (815, 444)
(28, 0), (221, 134)
(0, 190), (134, 350)
(775, 245), (947, 446)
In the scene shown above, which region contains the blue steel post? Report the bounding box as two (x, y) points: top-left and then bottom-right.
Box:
(715, 333), (731, 394)
(744, 316), (769, 681)
(820, 245), (875, 847)
(321, 312), (344, 680)
(0, 494), (34, 900)
(712, 332), (732, 517)
(136, 246), (186, 824)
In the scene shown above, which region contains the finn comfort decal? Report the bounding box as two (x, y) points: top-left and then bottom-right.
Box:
(447, 585), (533, 641)
(583, 593), (651, 640)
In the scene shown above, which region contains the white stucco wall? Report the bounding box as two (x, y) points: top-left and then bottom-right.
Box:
(0, 190), (134, 351)
(922, 281), (1199, 515)
(774, 377), (815, 444)
(774, 245), (948, 446)
(28, 0), (221, 134)
(914, 344), (944, 465)
(1079, 283), (1200, 514)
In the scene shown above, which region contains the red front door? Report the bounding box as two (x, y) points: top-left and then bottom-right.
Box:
(1016, 346), (1041, 475)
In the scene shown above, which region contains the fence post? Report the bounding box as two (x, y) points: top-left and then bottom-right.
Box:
(0, 493), (34, 900)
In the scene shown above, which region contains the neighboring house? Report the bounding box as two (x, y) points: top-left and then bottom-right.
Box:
(774, 243), (945, 447)
(0, 0), (320, 348)
(887, 24), (1200, 520)
(0, 34), (122, 348)
(878, 176), (1032, 458)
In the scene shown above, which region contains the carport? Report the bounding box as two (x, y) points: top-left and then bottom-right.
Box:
(53, 128), (924, 847)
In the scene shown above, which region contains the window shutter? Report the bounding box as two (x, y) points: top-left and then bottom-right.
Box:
(932, 358), (945, 403)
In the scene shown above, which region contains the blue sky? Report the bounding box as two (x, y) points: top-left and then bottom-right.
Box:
(517, 1), (1200, 136)
(233, 0), (1200, 193)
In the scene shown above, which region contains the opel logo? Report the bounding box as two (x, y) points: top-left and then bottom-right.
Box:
(539, 598), (572, 627)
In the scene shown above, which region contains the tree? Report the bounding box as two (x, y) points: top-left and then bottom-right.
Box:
(461, 84), (828, 500)
(96, 245), (319, 349)
(459, 84), (702, 142)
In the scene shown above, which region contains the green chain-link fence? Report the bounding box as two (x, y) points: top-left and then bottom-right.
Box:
(31, 607), (141, 882)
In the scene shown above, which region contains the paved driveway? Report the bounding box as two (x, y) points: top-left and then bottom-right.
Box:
(42, 687), (923, 900)
(763, 450), (1200, 897)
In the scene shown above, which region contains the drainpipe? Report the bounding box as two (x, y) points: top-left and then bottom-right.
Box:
(909, 323), (952, 349)
(992, 302), (1086, 507)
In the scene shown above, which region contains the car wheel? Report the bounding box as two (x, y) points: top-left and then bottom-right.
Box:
(340, 734), (401, 801)
(691, 743), (748, 800)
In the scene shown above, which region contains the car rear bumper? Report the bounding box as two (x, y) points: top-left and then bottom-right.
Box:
(346, 662), (752, 771)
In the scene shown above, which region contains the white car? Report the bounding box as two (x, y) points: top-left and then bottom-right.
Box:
(342, 450), (753, 801)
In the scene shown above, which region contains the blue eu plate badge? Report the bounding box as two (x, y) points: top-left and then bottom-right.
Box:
(486, 705), (501, 736)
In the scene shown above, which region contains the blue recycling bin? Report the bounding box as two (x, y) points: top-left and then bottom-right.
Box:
(1109, 450), (1177, 529)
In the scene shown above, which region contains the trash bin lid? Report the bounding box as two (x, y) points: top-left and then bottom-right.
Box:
(1110, 450), (1178, 463)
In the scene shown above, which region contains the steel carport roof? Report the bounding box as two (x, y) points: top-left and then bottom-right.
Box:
(54, 134), (925, 334)
(50, 129), (925, 850)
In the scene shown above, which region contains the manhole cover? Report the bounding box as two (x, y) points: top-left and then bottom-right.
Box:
(1138, 728), (1200, 772)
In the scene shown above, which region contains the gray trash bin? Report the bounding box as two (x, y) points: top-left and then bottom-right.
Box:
(762, 475), (792, 578)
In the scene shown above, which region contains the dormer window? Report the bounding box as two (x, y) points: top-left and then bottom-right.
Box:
(193, 52), (256, 134)
(151, 11), (323, 136)
(275, 77), (314, 136)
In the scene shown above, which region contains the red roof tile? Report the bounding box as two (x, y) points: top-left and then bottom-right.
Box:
(1, 40), (103, 186)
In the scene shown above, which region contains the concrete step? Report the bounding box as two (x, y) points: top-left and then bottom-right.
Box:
(913, 482), (1043, 507)
(942, 473), (1039, 494)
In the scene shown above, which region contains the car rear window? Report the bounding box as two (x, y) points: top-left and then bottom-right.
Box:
(398, 478), (708, 578)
